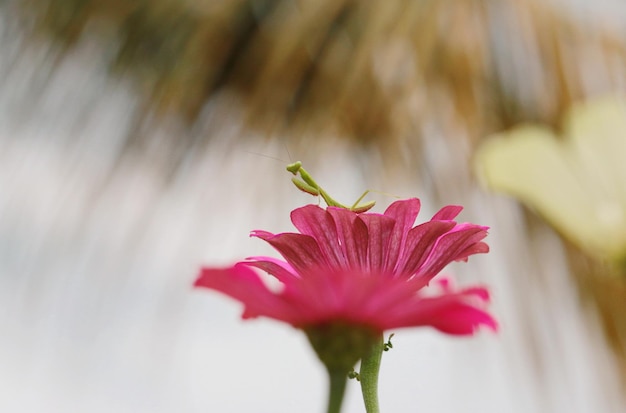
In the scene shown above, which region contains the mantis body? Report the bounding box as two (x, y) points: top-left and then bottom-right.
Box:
(286, 161), (376, 213)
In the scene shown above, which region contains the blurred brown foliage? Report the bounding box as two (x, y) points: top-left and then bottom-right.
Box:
(15, 0), (626, 149)
(568, 245), (626, 383)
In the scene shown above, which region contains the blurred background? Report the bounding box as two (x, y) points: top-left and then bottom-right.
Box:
(1, 0), (626, 411)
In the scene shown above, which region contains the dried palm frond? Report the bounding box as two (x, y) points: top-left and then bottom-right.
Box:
(12, 0), (626, 152)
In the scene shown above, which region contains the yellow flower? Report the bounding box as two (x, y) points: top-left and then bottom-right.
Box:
(475, 96), (626, 262)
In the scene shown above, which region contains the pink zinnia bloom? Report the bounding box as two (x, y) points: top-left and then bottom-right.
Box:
(195, 198), (496, 336)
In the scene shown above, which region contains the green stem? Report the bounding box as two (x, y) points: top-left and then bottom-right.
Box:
(359, 334), (384, 413)
(326, 368), (348, 413)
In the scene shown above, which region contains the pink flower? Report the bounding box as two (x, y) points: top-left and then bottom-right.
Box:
(195, 198), (496, 336)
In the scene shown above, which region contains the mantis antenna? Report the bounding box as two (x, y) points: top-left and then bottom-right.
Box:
(286, 161), (376, 213)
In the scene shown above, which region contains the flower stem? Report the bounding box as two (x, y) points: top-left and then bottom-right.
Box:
(326, 368), (348, 413)
(359, 334), (384, 413)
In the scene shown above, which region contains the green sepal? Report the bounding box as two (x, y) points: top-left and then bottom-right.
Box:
(304, 322), (379, 374)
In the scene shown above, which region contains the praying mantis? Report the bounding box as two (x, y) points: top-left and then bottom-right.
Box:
(286, 161), (376, 213)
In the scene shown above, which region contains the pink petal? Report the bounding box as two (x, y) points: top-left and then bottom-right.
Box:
(327, 207), (369, 269)
(283, 269), (497, 335)
(398, 221), (456, 276)
(460, 286), (491, 301)
(382, 198), (421, 272)
(431, 205), (463, 221)
(454, 242), (490, 262)
(355, 276), (428, 322)
(194, 264), (294, 322)
(282, 269), (410, 329)
(383, 198), (421, 225)
(425, 303), (498, 334)
(290, 205), (345, 267)
(243, 256), (299, 282)
(415, 225), (488, 281)
(358, 214), (396, 271)
(251, 231), (328, 275)
(250, 230), (275, 239)
(196, 263), (497, 336)
(381, 292), (498, 334)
